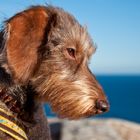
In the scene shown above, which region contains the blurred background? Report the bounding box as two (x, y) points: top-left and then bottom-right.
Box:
(0, 0), (140, 140)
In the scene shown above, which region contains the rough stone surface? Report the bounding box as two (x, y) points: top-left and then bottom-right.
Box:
(61, 119), (140, 140)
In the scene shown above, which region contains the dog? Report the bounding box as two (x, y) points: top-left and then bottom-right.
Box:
(0, 5), (109, 140)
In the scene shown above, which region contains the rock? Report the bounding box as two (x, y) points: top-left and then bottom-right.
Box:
(61, 118), (140, 140)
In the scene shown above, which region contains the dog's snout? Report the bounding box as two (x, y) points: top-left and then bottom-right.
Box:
(96, 100), (109, 113)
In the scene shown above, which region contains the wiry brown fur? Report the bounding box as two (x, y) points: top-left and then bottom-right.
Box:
(0, 5), (109, 139)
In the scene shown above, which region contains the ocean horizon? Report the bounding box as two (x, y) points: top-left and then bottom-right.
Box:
(44, 75), (140, 123)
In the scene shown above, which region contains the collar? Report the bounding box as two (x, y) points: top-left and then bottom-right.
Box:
(0, 107), (28, 140)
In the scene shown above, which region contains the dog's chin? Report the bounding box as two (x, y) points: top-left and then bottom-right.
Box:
(53, 104), (109, 120)
(50, 105), (98, 120)
(56, 111), (97, 120)
(56, 109), (108, 120)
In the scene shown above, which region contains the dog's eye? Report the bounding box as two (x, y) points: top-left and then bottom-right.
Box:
(66, 48), (75, 59)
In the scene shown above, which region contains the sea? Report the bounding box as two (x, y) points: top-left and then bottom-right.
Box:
(44, 75), (140, 123)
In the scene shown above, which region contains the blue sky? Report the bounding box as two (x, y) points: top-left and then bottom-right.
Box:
(0, 0), (140, 75)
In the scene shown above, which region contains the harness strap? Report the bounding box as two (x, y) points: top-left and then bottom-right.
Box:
(0, 108), (28, 140)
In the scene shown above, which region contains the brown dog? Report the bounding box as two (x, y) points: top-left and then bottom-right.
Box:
(0, 6), (109, 140)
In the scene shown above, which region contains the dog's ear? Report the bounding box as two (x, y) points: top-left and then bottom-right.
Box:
(5, 7), (49, 83)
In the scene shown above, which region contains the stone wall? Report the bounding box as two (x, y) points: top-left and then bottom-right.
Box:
(61, 119), (140, 140)
(49, 118), (140, 140)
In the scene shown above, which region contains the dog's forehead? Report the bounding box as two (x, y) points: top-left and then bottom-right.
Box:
(53, 7), (96, 55)
(43, 6), (96, 58)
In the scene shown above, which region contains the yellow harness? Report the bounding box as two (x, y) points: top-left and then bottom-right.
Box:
(0, 108), (28, 140)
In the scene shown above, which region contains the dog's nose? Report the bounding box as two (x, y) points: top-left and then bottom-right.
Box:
(96, 100), (109, 112)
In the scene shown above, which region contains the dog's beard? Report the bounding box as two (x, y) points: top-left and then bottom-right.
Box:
(47, 90), (97, 119)
(33, 74), (100, 119)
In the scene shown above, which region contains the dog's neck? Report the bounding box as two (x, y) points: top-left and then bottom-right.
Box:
(0, 87), (50, 140)
(0, 87), (23, 114)
(0, 66), (36, 121)
(0, 86), (51, 140)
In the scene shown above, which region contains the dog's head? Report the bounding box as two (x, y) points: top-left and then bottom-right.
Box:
(1, 6), (109, 119)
